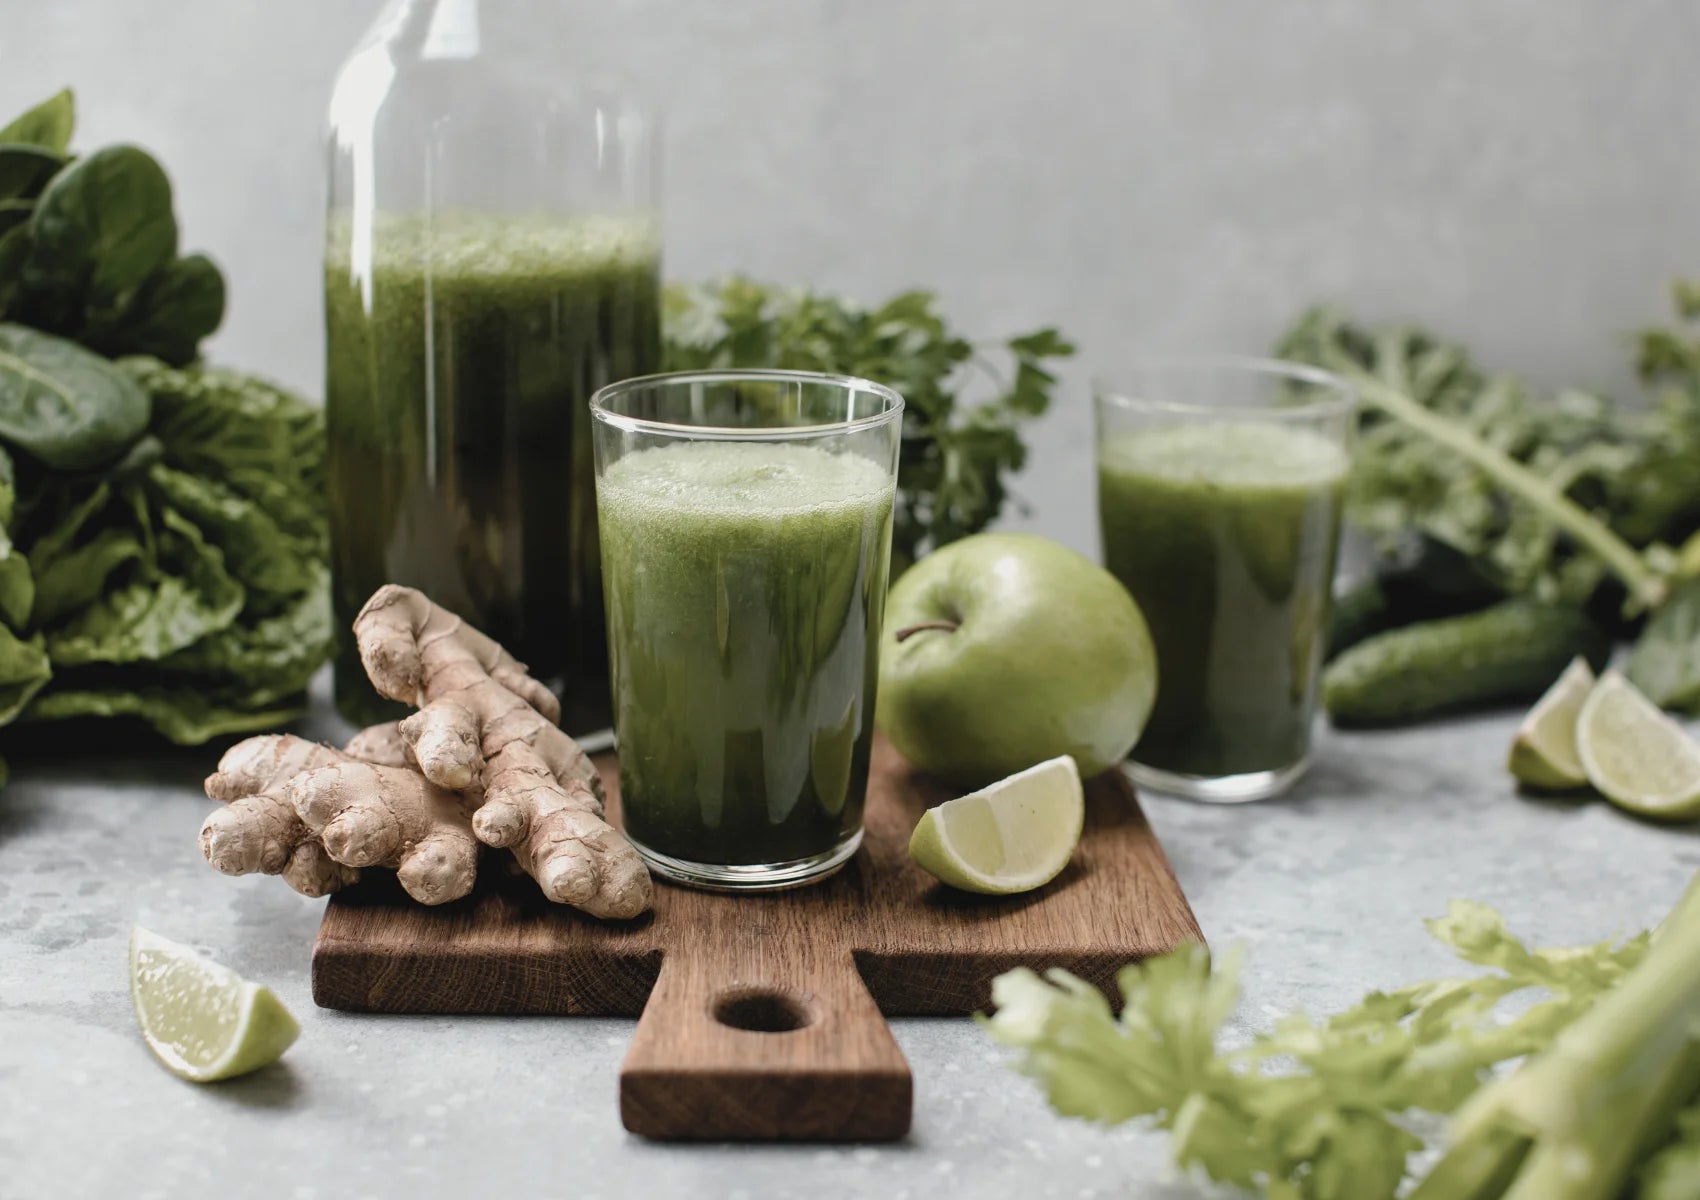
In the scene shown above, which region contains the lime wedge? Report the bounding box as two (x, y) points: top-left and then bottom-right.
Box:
(908, 755), (1084, 894)
(1508, 656), (1595, 790)
(129, 926), (299, 1082)
(1575, 671), (1700, 821)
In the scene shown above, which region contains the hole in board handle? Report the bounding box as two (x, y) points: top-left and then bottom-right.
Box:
(712, 987), (814, 1033)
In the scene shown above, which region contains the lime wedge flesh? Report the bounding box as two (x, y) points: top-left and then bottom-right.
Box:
(1508, 656), (1596, 790)
(1576, 671), (1700, 821)
(130, 926), (299, 1082)
(908, 755), (1085, 895)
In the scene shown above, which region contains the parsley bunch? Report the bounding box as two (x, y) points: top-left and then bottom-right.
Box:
(663, 278), (1074, 572)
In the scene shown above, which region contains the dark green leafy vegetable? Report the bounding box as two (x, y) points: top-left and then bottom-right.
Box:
(1277, 308), (1694, 610)
(104, 253), (225, 366)
(1627, 578), (1700, 713)
(0, 89), (329, 750)
(23, 145), (178, 337)
(1278, 288), (1700, 721)
(663, 278), (1073, 572)
(0, 625), (50, 724)
(0, 146), (65, 204)
(0, 94), (226, 367)
(37, 498), (244, 667)
(0, 324), (150, 469)
(0, 89), (74, 155)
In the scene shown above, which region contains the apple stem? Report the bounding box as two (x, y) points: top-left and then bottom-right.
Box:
(894, 620), (959, 643)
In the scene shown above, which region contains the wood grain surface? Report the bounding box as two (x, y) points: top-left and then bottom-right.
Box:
(313, 734), (1203, 1141)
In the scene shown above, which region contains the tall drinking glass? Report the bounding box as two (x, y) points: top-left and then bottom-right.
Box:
(1095, 359), (1354, 803)
(591, 371), (904, 890)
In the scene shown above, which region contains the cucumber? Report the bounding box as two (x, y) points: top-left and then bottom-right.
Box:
(1329, 537), (1506, 660)
(1323, 599), (1611, 726)
(1328, 577), (1396, 659)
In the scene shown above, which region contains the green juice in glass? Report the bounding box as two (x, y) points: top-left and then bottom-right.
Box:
(598, 441), (894, 870)
(324, 212), (660, 731)
(1098, 421), (1348, 780)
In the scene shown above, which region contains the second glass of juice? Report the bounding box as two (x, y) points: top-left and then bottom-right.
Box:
(1096, 359), (1354, 803)
(591, 371), (903, 890)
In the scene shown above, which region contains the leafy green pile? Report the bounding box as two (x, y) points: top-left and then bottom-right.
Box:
(1276, 291), (1700, 716)
(985, 875), (1700, 1199)
(0, 90), (328, 764)
(663, 278), (1074, 573)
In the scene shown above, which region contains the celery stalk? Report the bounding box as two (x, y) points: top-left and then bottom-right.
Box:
(1498, 1046), (1700, 1200)
(1405, 1127), (1531, 1200)
(1415, 872), (1700, 1198)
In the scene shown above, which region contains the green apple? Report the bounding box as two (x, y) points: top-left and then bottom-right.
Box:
(877, 532), (1157, 784)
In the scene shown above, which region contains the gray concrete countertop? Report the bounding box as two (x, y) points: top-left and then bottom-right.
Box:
(3, 691), (1696, 1200)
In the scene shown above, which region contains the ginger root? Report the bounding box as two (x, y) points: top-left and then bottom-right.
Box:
(355, 585), (650, 919)
(198, 586), (652, 920)
(200, 729), (479, 906)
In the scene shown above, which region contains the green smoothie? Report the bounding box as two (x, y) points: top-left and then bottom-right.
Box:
(598, 441), (894, 868)
(1098, 421), (1348, 779)
(324, 211), (660, 730)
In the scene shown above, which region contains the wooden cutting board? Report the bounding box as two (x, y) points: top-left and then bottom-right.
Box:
(312, 735), (1203, 1141)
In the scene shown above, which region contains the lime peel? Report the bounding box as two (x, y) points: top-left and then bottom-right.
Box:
(1576, 670), (1700, 821)
(1508, 655), (1595, 790)
(908, 755), (1084, 895)
(129, 926), (299, 1083)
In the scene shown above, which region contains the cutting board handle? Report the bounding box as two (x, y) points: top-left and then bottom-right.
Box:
(619, 934), (912, 1141)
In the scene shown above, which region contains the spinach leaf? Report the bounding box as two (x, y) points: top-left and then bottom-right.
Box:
(1627, 577), (1700, 714)
(0, 324), (149, 469)
(95, 253), (224, 365)
(0, 90), (75, 155)
(0, 199), (34, 240)
(25, 145), (178, 332)
(0, 145), (64, 203)
(0, 224), (29, 316)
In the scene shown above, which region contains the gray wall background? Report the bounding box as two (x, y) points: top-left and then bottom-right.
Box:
(8, 0), (1700, 553)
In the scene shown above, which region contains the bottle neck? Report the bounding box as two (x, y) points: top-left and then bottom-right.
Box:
(361, 0), (628, 63)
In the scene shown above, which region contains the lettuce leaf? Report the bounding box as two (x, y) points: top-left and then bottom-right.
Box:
(129, 358), (325, 551)
(0, 623), (50, 722)
(37, 488), (243, 666)
(22, 681), (307, 745)
(0, 360), (331, 744)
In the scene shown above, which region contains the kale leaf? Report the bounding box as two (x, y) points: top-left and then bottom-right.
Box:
(1276, 307), (1700, 610)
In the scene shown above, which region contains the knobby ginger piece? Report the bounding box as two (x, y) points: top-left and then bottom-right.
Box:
(200, 730), (479, 905)
(355, 585), (651, 919)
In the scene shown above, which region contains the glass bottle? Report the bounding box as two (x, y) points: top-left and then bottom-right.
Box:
(323, 0), (661, 736)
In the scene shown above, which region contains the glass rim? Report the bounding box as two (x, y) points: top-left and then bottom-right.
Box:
(1093, 355), (1358, 421)
(590, 369), (905, 441)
